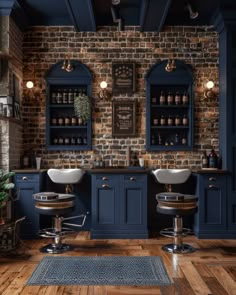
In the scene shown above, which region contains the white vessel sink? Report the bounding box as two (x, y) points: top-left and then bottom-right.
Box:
(152, 169), (191, 184)
(47, 168), (85, 184)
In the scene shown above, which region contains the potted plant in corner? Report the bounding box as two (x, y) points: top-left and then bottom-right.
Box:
(0, 170), (15, 225)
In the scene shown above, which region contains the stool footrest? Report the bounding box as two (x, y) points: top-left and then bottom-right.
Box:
(160, 227), (192, 238)
(40, 243), (73, 254)
(39, 227), (74, 238)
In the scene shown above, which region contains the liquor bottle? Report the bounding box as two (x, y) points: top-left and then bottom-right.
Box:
(167, 92), (174, 105)
(64, 115), (70, 126)
(71, 136), (76, 145)
(182, 92), (189, 105)
(167, 115), (173, 126)
(151, 97), (157, 104)
(53, 137), (58, 145)
(51, 116), (57, 126)
(77, 116), (83, 126)
(159, 91), (165, 105)
(175, 133), (180, 144)
(181, 134), (187, 145)
(68, 89), (74, 104)
(201, 151), (208, 168)
(175, 115), (181, 126)
(63, 88), (68, 104)
(175, 92), (181, 105)
(160, 115), (166, 126)
(157, 133), (163, 145)
(208, 149), (218, 168)
(58, 136), (64, 145)
(58, 116), (64, 126)
(83, 135), (87, 145)
(71, 116), (77, 126)
(64, 136), (70, 145)
(182, 114), (188, 126)
(57, 89), (63, 104)
(153, 117), (158, 126)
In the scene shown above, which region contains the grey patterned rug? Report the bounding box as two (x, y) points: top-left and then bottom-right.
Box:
(27, 256), (171, 286)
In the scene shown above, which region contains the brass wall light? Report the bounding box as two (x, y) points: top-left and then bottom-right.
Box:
(204, 80), (216, 98)
(61, 54), (73, 72)
(98, 81), (111, 100)
(165, 59), (176, 72)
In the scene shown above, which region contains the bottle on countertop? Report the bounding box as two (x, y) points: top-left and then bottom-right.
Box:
(201, 151), (209, 168)
(208, 149), (218, 168)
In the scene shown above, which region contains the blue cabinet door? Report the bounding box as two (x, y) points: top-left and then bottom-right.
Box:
(14, 173), (44, 239)
(194, 174), (228, 238)
(120, 175), (148, 237)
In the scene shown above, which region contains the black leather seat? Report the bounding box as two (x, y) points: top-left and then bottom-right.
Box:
(156, 192), (198, 254)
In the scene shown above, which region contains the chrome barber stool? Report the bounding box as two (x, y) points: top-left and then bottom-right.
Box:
(33, 168), (87, 254)
(153, 169), (197, 254)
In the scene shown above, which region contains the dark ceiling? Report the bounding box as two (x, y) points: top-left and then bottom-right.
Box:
(3, 0), (236, 32)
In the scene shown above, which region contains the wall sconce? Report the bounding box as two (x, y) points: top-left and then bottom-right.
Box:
(26, 80), (34, 89)
(98, 81), (111, 100)
(204, 80), (216, 98)
(61, 54), (73, 72)
(25, 80), (41, 99)
(185, 0), (198, 19)
(165, 59), (176, 72)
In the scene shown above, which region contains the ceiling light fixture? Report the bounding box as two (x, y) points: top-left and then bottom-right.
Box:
(185, 0), (198, 20)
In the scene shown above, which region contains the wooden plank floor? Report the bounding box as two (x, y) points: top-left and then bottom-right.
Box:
(0, 232), (236, 295)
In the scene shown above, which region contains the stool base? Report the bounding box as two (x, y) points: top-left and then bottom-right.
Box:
(40, 243), (73, 254)
(162, 243), (196, 254)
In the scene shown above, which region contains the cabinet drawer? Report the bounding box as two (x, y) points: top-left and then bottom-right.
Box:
(203, 175), (226, 189)
(124, 174), (146, 182)
(15, 174), (40, 183)
(94, 175), (117, 181)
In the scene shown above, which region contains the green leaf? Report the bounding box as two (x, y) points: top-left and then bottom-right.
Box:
(74, 95), (91, 122)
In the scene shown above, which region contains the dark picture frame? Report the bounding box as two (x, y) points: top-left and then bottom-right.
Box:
(112, 63), (135, 95)
(112, 100), (136, 137)
(14, 101), (21, 120)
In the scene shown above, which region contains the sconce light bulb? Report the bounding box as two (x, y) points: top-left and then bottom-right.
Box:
(100, 81), (108, 89)
(206, 80), (214, 90)
(26, 81), (34, 89)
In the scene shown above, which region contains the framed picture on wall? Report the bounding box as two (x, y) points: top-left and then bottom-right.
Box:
(112, 63), (135, 95)
(112, 100), (136, 137)
(14, 102), (21, 120)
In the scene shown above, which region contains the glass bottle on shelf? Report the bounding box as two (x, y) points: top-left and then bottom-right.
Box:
(151, 97), (157, 104)
(57, 89), (63, 104)
(51, 91), (57, 104)
(58, 116), (64, 126)
(175, 133), (180, 144)
(64, 136), (70, 145)
(182, 114), (188, 126)
(78, 116), (83, 126)
(71, 136), (76, 145)
(53, 137), (58, 145)
(63, 88), (68, 104)
(168, 115), (173, 126)
(201, 151), (209, 168)
(68, 89), (74, 104)
(181, 134), (187, 145)
(167, 92), (174, 105)
(157, 133), (163, 145)
(208, 149), (218, 168)
(77, 136), (82, 145)
(51, 116), (57, 126)
(159, 91), (165, 105)
(153, 117), (158, 126)
(175, 92), (181, 105)
(160, 115), (166, 126)
(83, 135), (87, 145)
(182, 92), (189, 105)
(58, 136), (64, 145)
(175, 115), (181, 126)
(71, 116), (77, 126)
(64, 115), (70, 126)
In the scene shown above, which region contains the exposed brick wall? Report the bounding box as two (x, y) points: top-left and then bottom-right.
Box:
(0, 17), (23, 170)
(22, 26), (219, 170)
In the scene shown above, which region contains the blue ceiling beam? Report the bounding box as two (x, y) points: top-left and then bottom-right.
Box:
(0, 0), (15, 15)
(140, 0), (172, 32)
(65, 0), (96, 32)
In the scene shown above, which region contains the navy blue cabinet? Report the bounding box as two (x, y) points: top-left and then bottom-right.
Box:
(14, 172), (45, 239)
(45, 60), (93, 151)
(194, 173), (234, 238)
(91, 173), (148, 238)
(145, 60), (194, 151)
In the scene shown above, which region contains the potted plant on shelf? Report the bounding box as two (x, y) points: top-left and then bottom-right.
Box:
(74, 94), (91, 123)
(0, 170), (15, 225)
